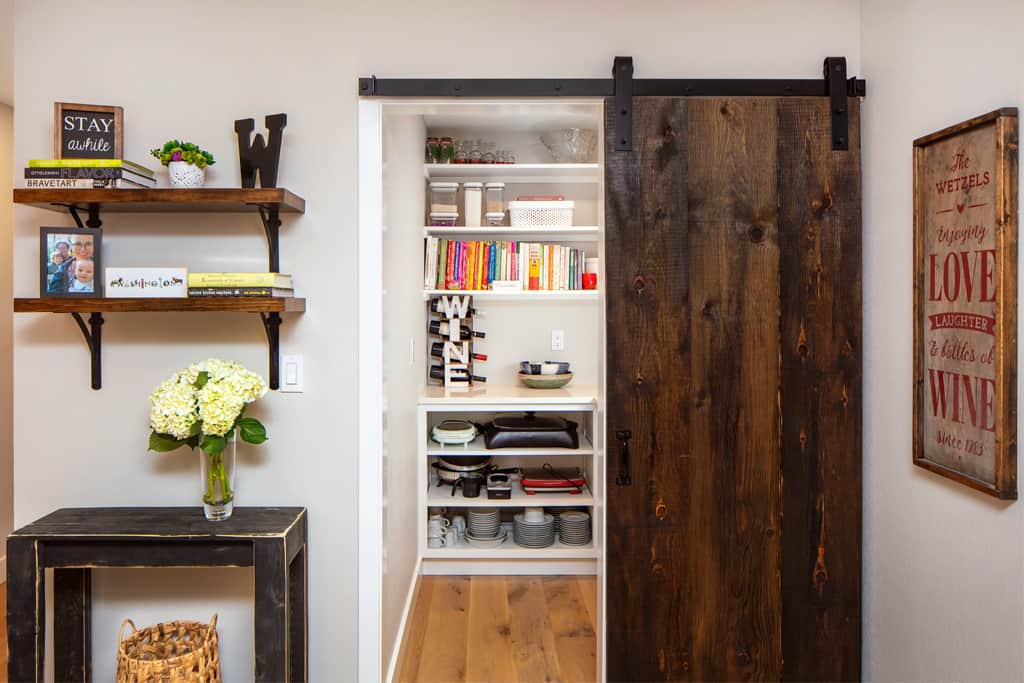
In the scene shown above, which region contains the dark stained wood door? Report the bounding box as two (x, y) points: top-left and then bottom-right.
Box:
(604, 96), (861, 682)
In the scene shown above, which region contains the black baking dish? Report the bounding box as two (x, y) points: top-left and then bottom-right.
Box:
(483, 412), (579, 449)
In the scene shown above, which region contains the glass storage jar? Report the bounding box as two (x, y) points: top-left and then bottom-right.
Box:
(463, 182), (483, 227)
(429, 182), (459, 214)
(429, 212), (459, 227)
(484, 182), (505, 214)
(484, 212), (505, 227)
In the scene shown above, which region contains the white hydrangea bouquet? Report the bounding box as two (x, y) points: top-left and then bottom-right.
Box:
(148, 359), (268, 520)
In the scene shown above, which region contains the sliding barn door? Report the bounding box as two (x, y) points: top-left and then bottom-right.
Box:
(604, 96), (861, 681)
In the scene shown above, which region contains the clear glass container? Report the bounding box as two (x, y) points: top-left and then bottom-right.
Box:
(482, 142), (496, 164)
(201, 435), (236, 521)
(469, 139), (482, 164)
(454, 140), (467, 164)
(429, 212), (459, 227)
(485, 212), (505, 227)
(463, 182), (483, 227)
(484, 182), (505, 214)
(429, 182), (459, 214)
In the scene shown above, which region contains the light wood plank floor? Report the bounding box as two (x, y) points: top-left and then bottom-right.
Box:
(396, 576), (596, 683)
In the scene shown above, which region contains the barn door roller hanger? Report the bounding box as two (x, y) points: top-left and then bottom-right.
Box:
(358, 56), (865, 152)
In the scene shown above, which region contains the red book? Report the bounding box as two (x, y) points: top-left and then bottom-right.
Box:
(459, 241), (469, 290)
(445, 240), (456, 288)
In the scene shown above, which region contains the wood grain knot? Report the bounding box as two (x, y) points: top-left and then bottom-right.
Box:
(702, 300), (714, 318)
(764, 527), (775, 538)
(748, 225), (765, 243)
(735, 648), (752, 666)
(634, 275), (647, 293)
(662, 126), (677, 142)
(655, 499), (668, 520)
(841, 384), (849, 407)
(635, 372), (645, 385)
(813, 544), (829, 596)
(797, 323), (808, 359)
(720, 104), (730, 115)
(695, 390), (708, 410)
(799, 427), (808, 449)
(842, 338), (855, 356)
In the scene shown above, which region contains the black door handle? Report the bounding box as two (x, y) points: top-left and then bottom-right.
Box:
(615, 430), (632, 486)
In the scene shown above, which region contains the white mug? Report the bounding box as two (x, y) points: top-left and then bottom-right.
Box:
(428, 535), (447, 548)
(429, 514), (450, 527)
(525, 507), (545, 523)
(428, 520), (448, 537)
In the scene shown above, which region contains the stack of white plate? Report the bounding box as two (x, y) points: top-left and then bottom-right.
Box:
(468, 508), (501, 539)
(558, 510), (591, 546)
(513, 512), (556, 548)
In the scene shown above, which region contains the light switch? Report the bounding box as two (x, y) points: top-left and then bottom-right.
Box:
(281, 354), (304, 393)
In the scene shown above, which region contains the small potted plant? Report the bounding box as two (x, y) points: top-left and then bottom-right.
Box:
(150, 140), (215, 188)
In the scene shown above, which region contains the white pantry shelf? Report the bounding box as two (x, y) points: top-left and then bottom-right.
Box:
(426, 433), (593, 457)
(423, 225), (601, 242)
(424, 163), (600, 183)
(422, 288), (599, 301)
(426, 483), (593, 508)
(420, 383), (597, 406)
(422, 539), (596, 560)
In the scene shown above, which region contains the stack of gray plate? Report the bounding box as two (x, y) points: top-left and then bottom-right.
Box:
(468, 508), (501, 538)
(513, 512), (555, 548)
(558, 510), (591, 545)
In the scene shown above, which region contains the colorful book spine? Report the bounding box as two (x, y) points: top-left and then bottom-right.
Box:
(188, 287), (293, 297)
(188, 273), (292, 287)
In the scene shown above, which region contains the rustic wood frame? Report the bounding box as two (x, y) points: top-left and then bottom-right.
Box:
(53, 102), (124, 159)
(913, 108), (1019, 499)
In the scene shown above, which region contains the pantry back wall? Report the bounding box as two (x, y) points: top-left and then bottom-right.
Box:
(10, 1), (859, 678)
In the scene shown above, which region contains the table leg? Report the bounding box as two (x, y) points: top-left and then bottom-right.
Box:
(254, 537), (289, 682)
(54, 567), (92, 682)
(288, 545), (307, 682)
(7, 537), (44, 683)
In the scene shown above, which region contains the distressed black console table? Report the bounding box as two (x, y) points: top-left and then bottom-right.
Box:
(7, 507), (307, 682)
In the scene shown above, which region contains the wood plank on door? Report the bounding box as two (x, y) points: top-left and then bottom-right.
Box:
(685, 97), (783, 681)
(778, 97), (863, 682)
(604, 96), (692, 682)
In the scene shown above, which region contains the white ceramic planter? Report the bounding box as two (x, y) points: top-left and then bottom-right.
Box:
(167, 161), (205, 188)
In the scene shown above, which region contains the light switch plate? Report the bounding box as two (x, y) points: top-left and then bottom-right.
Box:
(551, 329), (565, 351)
(280, 354), (304, 393)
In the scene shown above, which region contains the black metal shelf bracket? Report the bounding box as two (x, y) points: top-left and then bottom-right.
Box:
(614, 56), (634, 152)
(825, 56), (850, 151)
(260, 312), (283, 390)
(258, 206), (282, 273)
(70, 312), (104, 390)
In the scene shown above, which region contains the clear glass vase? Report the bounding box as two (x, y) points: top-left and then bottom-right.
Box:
(200, 435), (236, 521)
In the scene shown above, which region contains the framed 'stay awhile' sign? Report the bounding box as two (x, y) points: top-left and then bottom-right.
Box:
(54, 102), (123, 159)
(913, 108), (1019, 499)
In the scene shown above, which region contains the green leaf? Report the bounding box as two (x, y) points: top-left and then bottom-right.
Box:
(193, 371), (209, 390)
(149, 431), (186, 452)
(200, 434), (227, 455)
(237, 417), (268, 445)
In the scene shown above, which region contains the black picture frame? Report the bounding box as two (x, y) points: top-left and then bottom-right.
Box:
(40, 227), (102, 298)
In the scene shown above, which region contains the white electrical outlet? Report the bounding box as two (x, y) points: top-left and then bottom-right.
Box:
(551, 329), (565, 351)
(280, 354), (304, 393)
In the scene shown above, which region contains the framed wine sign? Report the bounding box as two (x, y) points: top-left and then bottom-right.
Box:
(913, 108), (1019, 499)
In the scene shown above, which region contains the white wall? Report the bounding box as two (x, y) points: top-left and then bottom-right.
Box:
(861, 1), (1024, 680)
(380, 113), (426, 676)
(0, 0), (11, 106)
(11, 0), (860, 679)
(0, 102), (12, 572)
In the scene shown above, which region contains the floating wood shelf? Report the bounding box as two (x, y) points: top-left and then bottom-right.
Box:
(14, 297), (306, 314)
(13, 187), (305, 214)
(13, 187), (306, 273)
(15, 298), (305, 391)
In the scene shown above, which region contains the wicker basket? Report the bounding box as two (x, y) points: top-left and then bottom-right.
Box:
(116, 614), (222, 683)
(508, 200), (575, 227)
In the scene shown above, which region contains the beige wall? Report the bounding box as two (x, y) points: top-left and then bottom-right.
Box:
(9, 0), (863, 679)
(0, 102), (11, 572)
(861, 1), (1024, 680)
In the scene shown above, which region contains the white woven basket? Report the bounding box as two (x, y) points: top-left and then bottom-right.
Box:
(508, 200), (575, 227)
